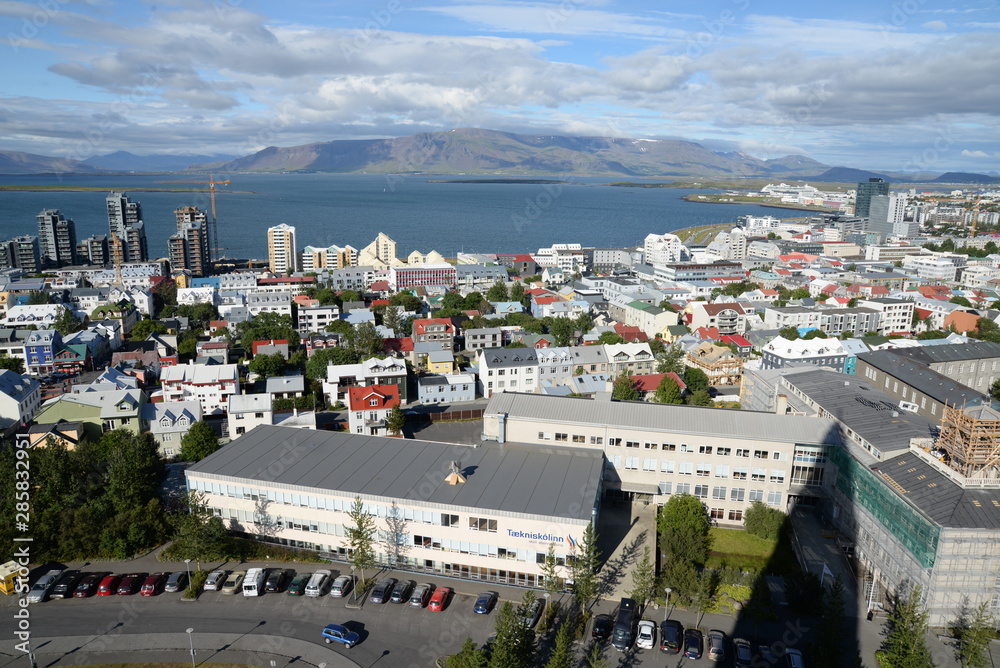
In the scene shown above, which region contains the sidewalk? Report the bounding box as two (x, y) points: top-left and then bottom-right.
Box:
(0, 632), (359, 668)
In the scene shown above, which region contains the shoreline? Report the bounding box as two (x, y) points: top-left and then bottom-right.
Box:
(681, 193), (834, 213)
(0, 185), (256, 194)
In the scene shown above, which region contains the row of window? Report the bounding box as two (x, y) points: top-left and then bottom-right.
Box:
(655, 481), (782, 505)
(607, 456), (793, 483)
(537, 433), (786, 460)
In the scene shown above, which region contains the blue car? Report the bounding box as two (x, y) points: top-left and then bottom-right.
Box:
(321, 624), (360, 648)
(473, 591), (498, 614)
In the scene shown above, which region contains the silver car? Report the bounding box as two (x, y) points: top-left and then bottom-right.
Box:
(27, 570), (62, 603)
(203, 570), (226, 591)
(329, 575), (354, 597)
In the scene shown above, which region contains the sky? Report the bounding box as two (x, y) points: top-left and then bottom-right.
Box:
(1, 0), (999, 173)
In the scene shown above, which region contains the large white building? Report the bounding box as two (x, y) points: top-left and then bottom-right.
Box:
(185, 425), (603, 588)
(160, 363), (240, 416)
(267, 224), (298, 275)
(643, 233), (683, 265)
(0, 370), (41, 431)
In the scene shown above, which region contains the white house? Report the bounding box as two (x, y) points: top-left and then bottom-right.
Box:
(0, 370), (41, 430)
(476, 347), (540, 398)
(177, 287), (217, 306)
(228, 393), (273, 438)
(347, 384), (401, 436)
(142, 401), (202, 457)
(160, 363), (240, 416)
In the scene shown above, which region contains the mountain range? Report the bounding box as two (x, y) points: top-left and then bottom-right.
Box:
(1, 128), (997, 183)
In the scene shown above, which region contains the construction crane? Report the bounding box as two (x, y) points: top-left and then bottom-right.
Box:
(153, 174), (231, 257)
(971, 193), (982, 238)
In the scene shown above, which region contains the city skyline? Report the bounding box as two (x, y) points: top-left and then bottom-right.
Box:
(0, 0), (998, 173)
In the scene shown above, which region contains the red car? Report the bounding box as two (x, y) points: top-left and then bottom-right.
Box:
(73, 573), (104, 598)
(117, 573), (146, 595)
(140, 572), (168, 597)
(427, 586), (452, 612)
(97, 575), (122, 596)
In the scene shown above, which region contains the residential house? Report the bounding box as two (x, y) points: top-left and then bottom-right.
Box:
(761, 336), (869, 374)
(197, 340), (230, 365)
(490, 301), (525, 315)
(607, 298), (679, 339)
(252, 339), (290, 360)
(20, 421), (87, 450)
(417, 373), (476, 404)
(426, 350), (455, 374)
(53, 343), (93, 374)
(688, 302), (750, 336)
(858, 298), (914, 336)
(227, 393), (273, 438)
(0, 329), (30, 363)
(413, 317), (457, 351)
(2, 304), (61, 329)
(247, 291), (293, 318)
(142, 401), (202, 457)
(348, 384), (401, 436)
(306, 333), (344, 357)
(23, 329), (61, 374)
(605, 343), (656, 376)
(464, 327), (502, 351)
(686, 341), (743, 385)
(266, 375), (305, 400)
(476, 347), (540, 398)
(632, 372), (687, 402)
(322, 356), (408, 405)
(32, 388), (146, 441)
(0, 369), (41, 431)
(297, 304), (341, 334)
(160, 363), (240, 416)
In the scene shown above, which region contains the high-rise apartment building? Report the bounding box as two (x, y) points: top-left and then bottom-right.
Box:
(855, 178), (890, 218)
(12, 235), (41, 274)
(643, 232), (684, 265)
(867, 194), (907, 241)
(267, 224), (298, 275)
(106, 192), (148, 262)
(358, 232), (397, 268)
(79, 235), (109, 266)
(169, 206), (212, 276)
(300, 244), (358, 271)
(36, 209), (77, 267)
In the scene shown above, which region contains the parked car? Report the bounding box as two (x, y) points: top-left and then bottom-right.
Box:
(369, 578), (397, 604)
(96, 574), (122, 597)
(203, 570), (226, 591)
(164, 571), (188, 593)
(390, 580), (414, 604)
(117, 573), (146, 595)
(473, 591), (499, 614)
(305, 570), (332, 597)
(786, 648), (805, 668)
(734, 638), (753, 668)
(409, 583), (434, 607)
(427, 586), (451, 611)
(684, 629), (704, 660)
(592, 614), (613, 642)
(636, 620), (656, 650)
(286, 572), (311, 596)
(520, 597), (544, 629)
(660, 619), (684, 653)
(220, 570), (246, 595)
(758, 644), (779, 665)
(73, 573), (104, 598)
(321, 623), (360, 649)
(707, 629), (726, 662)
(140, 572), (168, 597)
(329, 575), (354, 598)
(49, 571), (82, 599)
(27, 570), (62, 603)
(265, 569), (291, 593)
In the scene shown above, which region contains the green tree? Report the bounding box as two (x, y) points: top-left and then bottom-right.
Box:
(570, 522), (601, 609)
(346, 496), (378, 592)
(683, 366), (710, 393)
(179, 421), (220, 462)
(441, 291), (466, 311)
(170, 492), (232, 563)
(248, 352), (287, 378)
(489, 597), (535, 668)
(583, 639), (608, 668)
(382, 304), (401, 335)
(653, 375), (684, 404)
(612, 372), (640, 401)
(574, 311), (594, 335)
(347, 321), (385, 359)
(685, 389), (713, 406)
(463, 291), (485, 311)
(816, 576), (848, 668)
(879, 585), (934, 668)
(540, 542), (561, 596)
(0, 356), (25, 374)
(510, 282), (525, 302)
(790, 288), (811, 300)
(447, 638), (488, 668)
(597, 331), (625, 345)
(92, 429), (164, 514)
(129, 318), (168, 341)
(53, 306), (83, 336)
(779, 326), (801, 340)
(990, 378), (1000, 402)
(487, 281), (509, 302)
(628, 546), (656, 611)
(658, 493), (711, 565)
(177, 328), (200, 359)
(952, 601), (994, 668)
(544, 616), (574, 668)
(950, 296), (973, 308)
(661, 556), (700, 604)
(656, 344), (686, 374)
(649, 337), (666, 355)
(743, 500), (786, 540)
(27, 290), (51, 305)
(235, 311), (299, 354)
(325, 318), (354, 335)
(390, 291), (422, 312)
(386, 406), (406, 436)
(305, 346), (359, 380)
(550, 317), (575, 347)
(803, 329), (829, 339)
(339, 289), (361, 303)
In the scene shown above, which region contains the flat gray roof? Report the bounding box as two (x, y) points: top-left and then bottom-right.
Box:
(186, 425), (602, 522)
(486, 392), (841, 446)
(857, 350), (990, 406)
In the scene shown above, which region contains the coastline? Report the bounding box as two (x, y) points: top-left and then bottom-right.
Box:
(0, 185), (256, 193)
(681, 193), (834, 213)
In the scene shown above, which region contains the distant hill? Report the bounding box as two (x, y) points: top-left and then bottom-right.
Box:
(217, 128), (832, 178)
(84, 151), (237, 172)
(932, 172), (1000, 185)
(0, 150), (103, 174)
(810, 166), (892, 183)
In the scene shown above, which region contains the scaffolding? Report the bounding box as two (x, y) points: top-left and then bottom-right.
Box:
(936, 404), (1000, 477)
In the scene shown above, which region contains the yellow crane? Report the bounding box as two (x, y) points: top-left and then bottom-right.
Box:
(153, 174), (231, 255)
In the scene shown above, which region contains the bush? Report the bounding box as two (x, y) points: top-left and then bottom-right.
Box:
(183, 569), (208, 599)
(538, 599), (560, 634)
(574, 610), (592, 640)
(744, 501), (786, 541)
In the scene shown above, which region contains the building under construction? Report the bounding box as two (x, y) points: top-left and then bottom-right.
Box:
(936, 404), (1000, 478)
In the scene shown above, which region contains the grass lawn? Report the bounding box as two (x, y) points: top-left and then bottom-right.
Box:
(706, 527), (801, 576)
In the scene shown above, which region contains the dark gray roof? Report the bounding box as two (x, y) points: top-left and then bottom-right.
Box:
(486, 392), (841, 446)
(889, 341), (1000, 365)
(186, 425), (602, 522)
(782, 369), (939, 454)
(857, 350), (990, 406)
(480, 348), (539, 368)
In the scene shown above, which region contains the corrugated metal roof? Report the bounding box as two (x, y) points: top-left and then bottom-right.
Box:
(186, 425), (603, 522)
(485, 393), (841, 446)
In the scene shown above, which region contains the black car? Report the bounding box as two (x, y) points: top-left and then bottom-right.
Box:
(369, 578), (397, 604)
(684, 628), (704, 660)
(389, 579), (414, 603)
(49, 570), (82, 599)
(660, 619), (684, 654)
(473, 591), (499, 614)
(592, 614), (613, 642)
(264, 569), (291, 593)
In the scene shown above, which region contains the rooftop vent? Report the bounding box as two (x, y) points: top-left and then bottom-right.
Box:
(444, 460), (466, 485)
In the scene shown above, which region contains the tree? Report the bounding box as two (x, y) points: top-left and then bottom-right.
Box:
(381, 304), (401, 334)
(390, 291), (422, 313)
(0, 356), (25, 374)
(803, 329), (828, 339)
(649, 337), (666, 355)
(743, 500), (786, 540)
(540, 542), (562, 596)
(325, 318), (354, 335)
(347, 321), (385, 359)
(235, 311), (299, 354)
(582, 639), (608, 668)
(661, 556), (700, 604)
(487, 281), (509, 302)
(570, 522), (601, 609)
(129, 318), (168, 341)
(779, 326), (801, 340)
(550, 317), (575, 347)
(339, 289), (361, 303)
(441, 291), (465, 311)
(489, 597), (535, 668)
(658, 493), (711, 565)
(386, 406), (406, 436)
(305, 346), (359, 380)
(447, 638), (488, 668)
(53, 306), (83, 336)
(248, 352), (287, 378)
(27, 290), (51, 305)
(170, 492), (232, 563)
(653, 375), (684, 404)
(346, 496), (378, 593)
(597, 331), (625, 345)
(463, 291), (485, 311)
(628, 547), (656, 611)
(879, 584), (934, 668)
(816, 576), (848, 668)
(656, 344), (686, 375)
(950, 296), (973, 308)
(574, 311), (594, 335)
(990, 378), (1000, 402)
(179, 421), (220, 462)
(790, 288), (811, 300)
(952, 601), (994, 668)
(683, 366), (710, 393)
(685, 389), (714, 406)
(510, 282), (525, 302)
(544, 616), (574, 668)
(612, 372), (640, 401)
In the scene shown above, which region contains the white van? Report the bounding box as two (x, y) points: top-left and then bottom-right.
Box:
(305, 569), (331, 597)
(242, 568), (266, 597)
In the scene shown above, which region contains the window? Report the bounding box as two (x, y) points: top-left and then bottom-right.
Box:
(736, 448), (750, 458)
(749, 489), (764, 502)
(697, 463), (711, 477)
(699, 445), (713, 455)
(625, 457), (639, 470)
(610, 455), (622, 468)
(770, 470), (786, 484)
(767, 491), (782, 506)
(728, 509), (743, 521)
(590, 436), (603, 445)
(676, 483), (691, 495)
(753, 450), (769, 459)
(642, 458), (656, 472)
(661, 460), (675, 474)
(644, 442), (657, 450)
(694, 485), (708, 498)
(791, 467), (824, 486)
(441, 514), (459, 527)
(717, 447), (731, 456)
(715, 465), (729, 478)
(730, 488), (745, 502)
(555, 433), (568, 442)
(710, 508), (725, 520)
(712, 486), (727, 500)
(751, 468), (767, 482)
(658, 481), (673, 495)
(573, 435), (585, 443)
(680, 444), (692, 452)
(370, 398), (379, 406)
(626, 441), (639, 448)
(609, 438), (622, 446)
(679, 462), (694, 475)
(732, 466), (748, 480)
(469, 517), (498, 532)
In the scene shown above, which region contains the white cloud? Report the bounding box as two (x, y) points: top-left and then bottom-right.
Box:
(923, 20), (948, 31)
(961, 149), (989, 158)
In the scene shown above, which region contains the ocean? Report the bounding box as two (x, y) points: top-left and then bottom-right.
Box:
(0, 173), (800, 259)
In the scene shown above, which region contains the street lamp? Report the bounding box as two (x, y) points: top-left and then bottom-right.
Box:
(664, 588), (672, 621)
(184, 559), (192, 591)
(186, 628), (195, 668)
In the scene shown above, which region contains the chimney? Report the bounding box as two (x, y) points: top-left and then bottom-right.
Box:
(444, 460), (466, 485)
(775, 394), (789, 415)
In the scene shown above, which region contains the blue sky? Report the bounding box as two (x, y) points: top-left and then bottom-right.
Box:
(1, 0), (999, 172)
